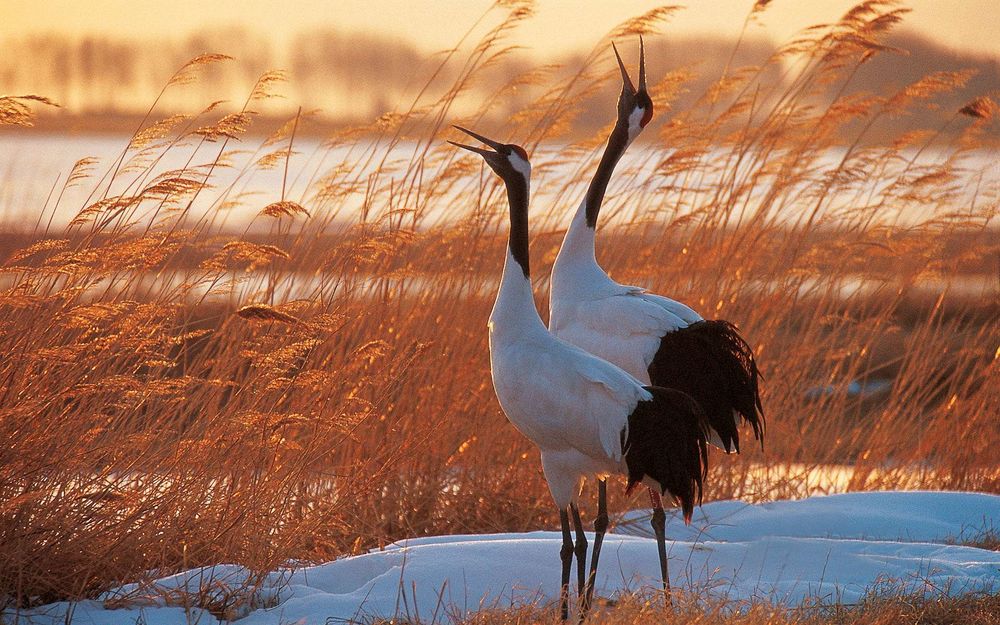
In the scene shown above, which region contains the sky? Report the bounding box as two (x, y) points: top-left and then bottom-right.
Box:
(3, 0), (999, 60)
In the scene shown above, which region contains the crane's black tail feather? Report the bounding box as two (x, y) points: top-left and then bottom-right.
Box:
(649, 319), (764, 453)
(623, 386), (709, 524)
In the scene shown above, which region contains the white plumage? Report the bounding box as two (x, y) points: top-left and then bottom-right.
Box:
(489, 265), (652, 506)
(550, 210), (700, 383)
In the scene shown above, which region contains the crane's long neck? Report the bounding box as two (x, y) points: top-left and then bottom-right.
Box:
(490, 173), (546, 338)
(583, 126), (630, 229)
(551, 125), (632, 300)
(505, 177), (530, 280)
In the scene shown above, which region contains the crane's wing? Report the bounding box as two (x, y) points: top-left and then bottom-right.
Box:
(493, 341), (650, 464)
(625, 288), (704, 326)
(567, 350), (652, 461)
(575, 286), (705, 340)
(551, 289), (692, 380)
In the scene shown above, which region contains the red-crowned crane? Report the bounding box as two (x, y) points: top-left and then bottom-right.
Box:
(548, 39), (765, 599)
(449, 126), (709, 620)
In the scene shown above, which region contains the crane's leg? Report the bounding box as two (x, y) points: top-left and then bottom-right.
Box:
(649, 488), (671, 607)
(570, 504), (588, 602)
(583, 479), (608, 616)
(559, 508), (574, 621)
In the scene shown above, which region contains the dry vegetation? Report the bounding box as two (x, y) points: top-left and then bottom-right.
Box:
(0, 0), (997, 616)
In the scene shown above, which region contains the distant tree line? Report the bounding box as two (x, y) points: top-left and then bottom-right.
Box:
(0, 28), (995, 138)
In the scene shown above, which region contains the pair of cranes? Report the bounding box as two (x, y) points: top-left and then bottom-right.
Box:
(450, 40), (764, 621)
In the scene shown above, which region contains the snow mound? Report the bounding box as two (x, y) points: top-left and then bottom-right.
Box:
(617, 490), (1000, 543)
(9, 491), (999, 625)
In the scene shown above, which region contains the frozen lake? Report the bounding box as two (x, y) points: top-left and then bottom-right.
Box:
(2, 132), (997, 231)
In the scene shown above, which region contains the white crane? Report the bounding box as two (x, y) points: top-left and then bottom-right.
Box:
(450, 126), (709, 620)
(548, 38), (765, 579)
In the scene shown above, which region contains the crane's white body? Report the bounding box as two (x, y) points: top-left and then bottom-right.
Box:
(489, 245), (652, 508)
(549, 206), (740, 451)
(549, 205), (701, 386)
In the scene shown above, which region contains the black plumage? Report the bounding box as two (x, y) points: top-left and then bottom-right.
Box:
(648, 320), (764, 454)
(623, 386), (709, 523)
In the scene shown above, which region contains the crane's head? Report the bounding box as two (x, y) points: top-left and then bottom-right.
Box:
(612, 37), (653, 141)
(449, 126), (530, 186)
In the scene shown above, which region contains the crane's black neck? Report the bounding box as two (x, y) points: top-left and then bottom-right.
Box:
(584, 125), (629, 229)
(505, 175), (530, 278)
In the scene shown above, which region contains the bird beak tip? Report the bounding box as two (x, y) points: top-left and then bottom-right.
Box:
(450, 139), (500, 161)
(612, 42), (636, 94)
(638, 38), (647, 92)
(453, 125), (503, 150)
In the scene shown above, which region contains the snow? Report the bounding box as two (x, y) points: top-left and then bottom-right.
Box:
(616, 491), (1000, 543)
(7, 491), (999, 625)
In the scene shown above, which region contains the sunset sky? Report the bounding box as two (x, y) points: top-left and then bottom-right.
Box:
(3, 0), (999, 60)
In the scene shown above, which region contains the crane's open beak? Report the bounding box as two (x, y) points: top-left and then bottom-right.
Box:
(448, 125), (505, 159)
(612, 37), (648, 98)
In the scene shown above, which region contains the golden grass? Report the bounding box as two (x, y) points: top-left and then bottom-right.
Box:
(0, 0), (997, 611)
(0, 94), (59, 127)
